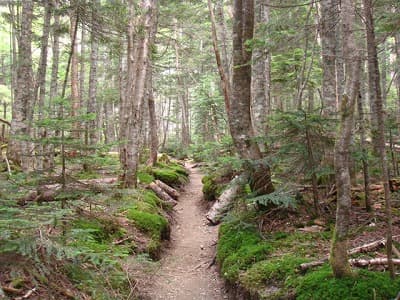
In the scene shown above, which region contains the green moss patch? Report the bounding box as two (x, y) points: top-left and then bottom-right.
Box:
(126, 209), (169, 240)
(294, 265), (400, 300)
(202, 174), (222, 201)
(217, 221), (272, 282)
(152, 162), (188, 186)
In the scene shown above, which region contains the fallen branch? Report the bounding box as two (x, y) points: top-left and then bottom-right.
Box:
(349, 258), (400, 267)
(148, 182), (178, 206)
(299, 237), (394, 271)
(155, 180), (180, 199)
(1, 285), (22, 294)
(0, 118), (10, 126)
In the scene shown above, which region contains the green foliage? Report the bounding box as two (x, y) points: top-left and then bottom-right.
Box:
(137, 170), (155, 184)
(294, 265), (400, 300)
(247, 189), (297, 209)
(269, 110), (335, 183)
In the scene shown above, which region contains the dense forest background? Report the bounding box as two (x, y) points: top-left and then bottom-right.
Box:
(0, 0), (400, 299)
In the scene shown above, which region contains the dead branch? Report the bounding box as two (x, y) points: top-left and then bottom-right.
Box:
(299, 237), (397, 271)
(0, 118), (10, 126)
(155, 180), (180, 199)
(1, 285), (22, 294)
(349, 258), (400, 267)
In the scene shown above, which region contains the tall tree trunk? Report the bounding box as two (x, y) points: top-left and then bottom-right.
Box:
(8, 1), (34, 171)
(208, 0), (231, 113)
(251, 0), (270, 151)
(395, 33), (400, 122)
(173, 19), (190, 148)
(363, 0), (394, 279)
(70, 5), (80, 139)
(35, 1), (52, 170)
(88, 0), (99, 146)
(330, 0), (360, 278)
(230, 0), (273, 194)
(320, 0), (338, 114)
(121, 0), (157, 187)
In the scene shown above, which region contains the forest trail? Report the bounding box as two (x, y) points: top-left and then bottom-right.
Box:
(144, 163), (227, 300)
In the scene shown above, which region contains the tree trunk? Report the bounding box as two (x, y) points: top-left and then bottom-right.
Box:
(330, 0), (360, 278)
(70, 5), (80, 139)
(34, 1), (52, 170)
(148, 69), (158, 166)
(320, 0), (339, 115)
(363, 0), (394, 279)
(251, 0), (270, 151)
(229, 0), (273, 194)
(88, 0), (99, 146)
(121, 0), (157, 188)
(208, 0), (231, 113)
(8, 1), (34, 171)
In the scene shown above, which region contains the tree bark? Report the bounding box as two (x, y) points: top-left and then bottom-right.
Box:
(251, 0), (271, 150)
(320, 0), (339, 115)
(121, 0), (157, 188)
(363, 0), (394, 278)
(330, 0), (360, 278)
(70, 4), (80, 139)
(208, 0), (231, 113)
(88, 0), (100, 146)
(8, 1), (34, 171)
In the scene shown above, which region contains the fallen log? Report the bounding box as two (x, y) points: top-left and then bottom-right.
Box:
(148, 182), (178, 206)
(155, 180), (180, 199)
(299, 237), (395, 271)
(349, 258), (400, 267)
(206, 176), (244, 225)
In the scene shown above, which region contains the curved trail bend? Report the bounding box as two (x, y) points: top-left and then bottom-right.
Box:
(145, 164), (227, 300)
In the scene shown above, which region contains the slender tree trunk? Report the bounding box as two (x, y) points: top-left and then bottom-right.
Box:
(35, 1), (52, 170)
(208, 0), (231, 113)
(330, 0), (360, 278)
(88, 0), (99, 146)
(363, 0), (394, 279)
(8, 1), (34, 171)
(320, 0), (338, 114)
(70, 6), (80, 139)
(251, 0), (270, 151)
(173, 19), (190, 148)
(395, 33), (400, 122)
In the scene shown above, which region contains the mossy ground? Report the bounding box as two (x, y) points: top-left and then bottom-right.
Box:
(217, 213), (399, 300)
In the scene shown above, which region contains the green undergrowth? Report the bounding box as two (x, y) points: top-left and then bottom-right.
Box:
(202, 174), (224, 201)
(217, 213), (399, 299)
(0, 156), (186, 299)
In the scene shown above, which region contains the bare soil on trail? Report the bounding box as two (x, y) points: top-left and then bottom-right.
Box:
(143, 164), (228, 300)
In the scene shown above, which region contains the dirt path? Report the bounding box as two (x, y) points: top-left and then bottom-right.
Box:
(144, 164), (227, 300)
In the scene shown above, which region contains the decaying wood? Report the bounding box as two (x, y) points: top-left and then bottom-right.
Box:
(148, 182), (178, 206)
(206, 176), (244, 225)
(299, 237), (394, 271)
(155, 180), (180, 199)
(349, 258), (400, 267)
(1, 285), (22, 294)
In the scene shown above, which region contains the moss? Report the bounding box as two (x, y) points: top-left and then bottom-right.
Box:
(126, 209), (169, 240)
(142, 190), (161, 208)
(202, 175), (220, 201)
(72, 217), (123, 243)
(294, 265), (400, 300)
(217, 222), (272, 282)
(152, 162), (188, 186)
(240, 255), (309, 293)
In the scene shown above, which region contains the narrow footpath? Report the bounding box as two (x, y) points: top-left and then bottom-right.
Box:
(145, 164), (227, 300)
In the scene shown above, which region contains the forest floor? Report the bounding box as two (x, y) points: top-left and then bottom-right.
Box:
(142, 164), (228, 300)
